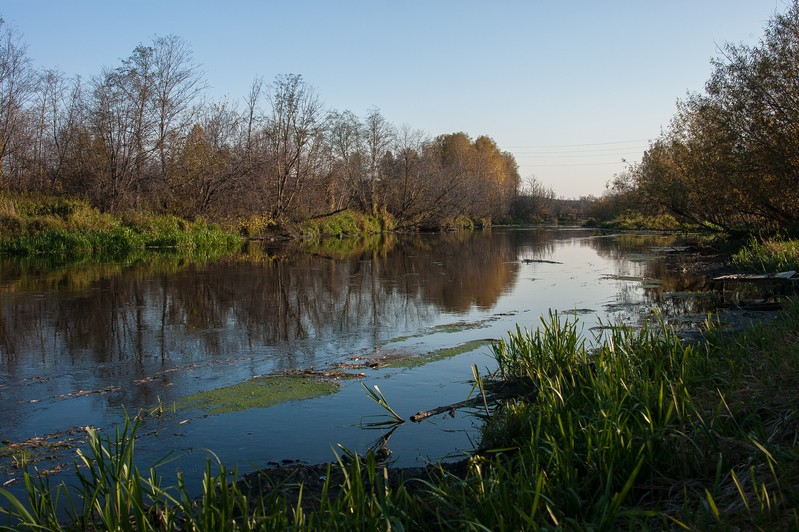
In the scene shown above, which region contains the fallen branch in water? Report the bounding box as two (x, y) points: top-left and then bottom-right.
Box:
(521, 258), (563, 264)
(410, 397), (484, 422)
(410, 381), (536, 422)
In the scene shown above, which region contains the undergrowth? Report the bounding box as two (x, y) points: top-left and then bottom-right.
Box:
(0, 192), (242, 258)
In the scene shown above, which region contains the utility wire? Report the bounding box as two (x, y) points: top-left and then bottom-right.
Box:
(512, 146), (648, 155)
(505, 138), (651, 149)
(515, 153), (640, 160)
(519, 161), (629, 167)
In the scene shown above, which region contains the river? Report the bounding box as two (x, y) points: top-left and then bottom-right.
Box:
(0, 227), (710, 491)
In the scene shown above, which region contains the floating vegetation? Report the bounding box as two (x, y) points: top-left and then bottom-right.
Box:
(603, 301), (641, 312)
(650, 246), (691, 253)
(335, 351), (414, 370)
(278, 369), (366, 380)
(664, 291), (714, 300)
(380, 332), (426, 344)
(627, 253), (658, 263)
(520, 258), (563, 264)
(561, 308), (595, 316)
(428, 320), (491, 334)
(51, 385), (121, 401)
(600, 274), (644, 282)
(179, 375), (340, 414)
(0, 429), (86, 479)
(383, 339), (495, 368)
(381, 319), (493, 346)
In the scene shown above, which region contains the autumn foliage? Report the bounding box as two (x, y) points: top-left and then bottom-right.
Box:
(0, 25), (520, 232)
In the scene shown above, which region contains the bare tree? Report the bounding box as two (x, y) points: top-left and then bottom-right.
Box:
(363, 107), (394, 215)
(326, 109), (363, 211)
(385, 123), (428, 225)
(512, 175), (555, 221)
(264, 74), (326, 220)
(0, 18), (36, 187)
(170, 98), (254, 217)
(244, 76), (264, 160)
(151, 34), (205, 190)
(87, 50), (157, 211)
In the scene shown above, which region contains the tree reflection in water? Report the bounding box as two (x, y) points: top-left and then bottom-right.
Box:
(0, 228), (708, 479)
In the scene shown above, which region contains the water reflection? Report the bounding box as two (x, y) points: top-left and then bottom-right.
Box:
(0, 230), (523, 402)
(1, 228), (717, 483)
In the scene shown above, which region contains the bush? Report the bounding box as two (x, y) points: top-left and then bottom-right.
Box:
(301, 211), (383, 239)
(237, 214), (276, 238)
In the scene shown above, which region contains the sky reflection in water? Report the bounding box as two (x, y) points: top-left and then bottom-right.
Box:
(0, 228), (707, 490)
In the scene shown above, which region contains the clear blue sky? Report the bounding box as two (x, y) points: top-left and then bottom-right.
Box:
(1, 0), (785, 198)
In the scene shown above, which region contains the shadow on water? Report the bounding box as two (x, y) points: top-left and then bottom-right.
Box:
(0, 228), (755, 495)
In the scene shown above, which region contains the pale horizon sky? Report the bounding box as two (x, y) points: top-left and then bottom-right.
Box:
(1, 1), (786, 198)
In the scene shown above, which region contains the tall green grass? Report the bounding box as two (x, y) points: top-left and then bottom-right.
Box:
(2, 306), (798, 529)
(0, 192), (242, 258)
(732, 235), (799, 272)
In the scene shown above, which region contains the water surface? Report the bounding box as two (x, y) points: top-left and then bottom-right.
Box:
(0, 228), (707, 488)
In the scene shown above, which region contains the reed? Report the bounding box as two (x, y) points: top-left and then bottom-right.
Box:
(732, 235), (799, 272)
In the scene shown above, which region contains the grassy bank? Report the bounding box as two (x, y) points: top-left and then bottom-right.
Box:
(2, 302), (798, 529)
(0, 192), (242, 258)
(583, 212), (687, 231)
(732, 236), (799, 272)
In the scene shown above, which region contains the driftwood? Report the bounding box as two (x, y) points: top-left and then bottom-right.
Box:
(410, 382), (534, 422)
(410, 397), (484, 422)
(521, 259), (563, 265)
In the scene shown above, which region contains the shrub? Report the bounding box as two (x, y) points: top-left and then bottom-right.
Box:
(237, 214), (275, 238)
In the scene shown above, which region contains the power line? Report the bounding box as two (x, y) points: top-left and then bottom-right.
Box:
(505, 138), (651, 149)
(511, 146), (648, 155)
(515, 153), (641, 160)
(519, 161), (630, 167)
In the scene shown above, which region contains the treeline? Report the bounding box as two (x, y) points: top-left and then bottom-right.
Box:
(597, 2), (799, 236)
(0, 21), (523, 232)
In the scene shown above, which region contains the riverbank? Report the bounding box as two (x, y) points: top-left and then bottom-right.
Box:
(0, 192), (241, 258)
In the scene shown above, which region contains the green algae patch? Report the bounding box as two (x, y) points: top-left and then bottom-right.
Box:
(385, 339), (495, 368)
(382, 320), (491, 346)
(180, 375), (339, 414)
(428, 321), (486, 334)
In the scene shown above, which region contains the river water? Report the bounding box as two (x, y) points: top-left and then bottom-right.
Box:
(0, 227), (709, 490)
